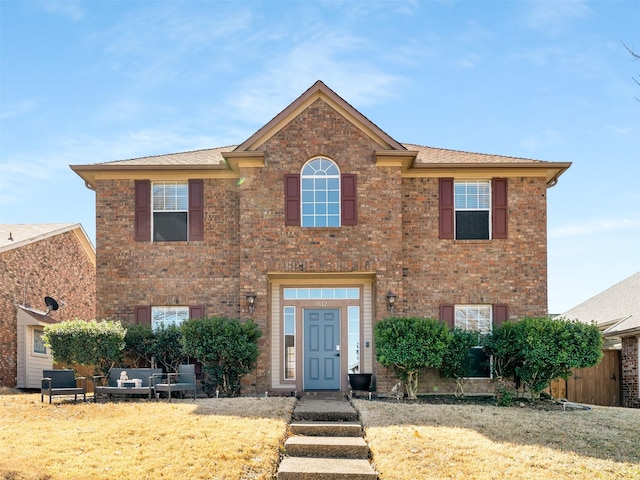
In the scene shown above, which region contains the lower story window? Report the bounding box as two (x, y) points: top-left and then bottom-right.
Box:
(33, 329), (46, 355)
(455, 305), (492, 378)
(152, 306), (189, 330)
(284, 306), (296, 380)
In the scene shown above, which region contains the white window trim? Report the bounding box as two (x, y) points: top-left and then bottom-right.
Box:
(454, 179), (492, 240)
(454, 304), (493, 379)
(301, 157), (341, 228)
(151, 181), (189, 242)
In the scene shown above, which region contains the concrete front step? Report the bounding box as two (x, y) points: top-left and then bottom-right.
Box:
(293, 398), (359, 422)
(277, 457), (377, 480)
(285, 436), (370, 458)
(290, 420), (363, 437)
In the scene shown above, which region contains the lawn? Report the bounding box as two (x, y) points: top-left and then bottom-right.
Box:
(0, 389), (295, 480)
(3, 389), (640, 480)
(355, 399), (640, 480)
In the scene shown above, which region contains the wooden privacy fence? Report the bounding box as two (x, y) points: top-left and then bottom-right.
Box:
(549, 350), (621, 407)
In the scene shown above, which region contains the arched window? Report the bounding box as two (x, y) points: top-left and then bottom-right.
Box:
(301, 158), (341, 227)
(284, 159), (357, 227)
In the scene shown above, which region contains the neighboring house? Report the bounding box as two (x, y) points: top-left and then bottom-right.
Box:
(0, 224), (96, 388)
(70, 81), (570, 395)
(561, 271), (640, 408)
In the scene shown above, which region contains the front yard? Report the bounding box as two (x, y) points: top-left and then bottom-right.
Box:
(1, 390), (639, 479)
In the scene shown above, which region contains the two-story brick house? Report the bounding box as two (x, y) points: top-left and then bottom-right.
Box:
(71, 81), (570, 395)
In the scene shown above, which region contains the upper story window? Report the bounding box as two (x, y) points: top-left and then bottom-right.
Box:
(153, 182), (188, 241)
(135, 179), (204, 242)
(301, 158), (341, 227)
(284, 159), (357, 227)
(439, 178), (508, 240)
(455, 180), (491, 240)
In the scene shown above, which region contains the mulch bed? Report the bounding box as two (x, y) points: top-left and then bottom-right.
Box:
(358, 393), (584, 412)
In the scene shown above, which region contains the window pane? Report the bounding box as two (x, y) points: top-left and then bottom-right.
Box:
(153, 212), (188, 241)
(348, 306), (360, 373)
(284, 305), (296, 380)
(34, 330), (46, 354)
(152, 306), (189, 330)
(456, 211), (489, 240)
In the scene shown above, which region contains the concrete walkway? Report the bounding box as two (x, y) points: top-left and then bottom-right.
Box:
(277, 396), (378, 480)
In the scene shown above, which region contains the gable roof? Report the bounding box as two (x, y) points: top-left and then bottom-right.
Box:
(234, 80), (406, 152)
(0, 223), (95, 267)
(70, 81), (570, 187)
(560, 271), (640, 337)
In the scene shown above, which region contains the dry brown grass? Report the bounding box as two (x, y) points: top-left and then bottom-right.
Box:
(0, 389), (295, 480)
(355, 399), (640, 480)
(4, 387), (640, 480)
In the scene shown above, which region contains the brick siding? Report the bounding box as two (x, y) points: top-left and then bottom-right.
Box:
(0, 231), (96, 387)
(621, 336), (640, 408)
(93, 98), (549, 394)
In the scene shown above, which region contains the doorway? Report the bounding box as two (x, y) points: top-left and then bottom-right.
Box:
(303, 309), (341, 390)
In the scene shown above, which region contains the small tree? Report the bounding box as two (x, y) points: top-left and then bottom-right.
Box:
(181, 317), (261, 395)
(440, 328), (480, 397)
(374, 317), (451, 399)
(43, 319), (126, 376)
(488, 317), (603, 399)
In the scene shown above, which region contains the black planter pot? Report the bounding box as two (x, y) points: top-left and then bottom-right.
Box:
(348, 373), (372, 391)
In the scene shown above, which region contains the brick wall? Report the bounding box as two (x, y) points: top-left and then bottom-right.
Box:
(0, 231), (96, 387)
(93, 97), (550, 395)
(621, 336), (640, 408)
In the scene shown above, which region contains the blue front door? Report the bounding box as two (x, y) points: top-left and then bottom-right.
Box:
(304, 309), (341, 390)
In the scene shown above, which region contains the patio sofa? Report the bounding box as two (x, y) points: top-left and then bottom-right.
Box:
(93, 368), (162, 402)
(154, 364), (197, 402)
(41, 369), (86, 403)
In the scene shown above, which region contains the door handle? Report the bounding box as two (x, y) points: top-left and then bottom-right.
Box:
(335, 353), (340, 357)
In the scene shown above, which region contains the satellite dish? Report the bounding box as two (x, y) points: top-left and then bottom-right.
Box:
(44, 296), (59, 314)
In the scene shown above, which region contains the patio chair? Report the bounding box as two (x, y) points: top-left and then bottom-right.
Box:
(41, 369), (86, 403)
(154, 364), (197, 402)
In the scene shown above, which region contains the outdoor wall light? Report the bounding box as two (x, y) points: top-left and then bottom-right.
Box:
(386, 290), (397, 314)
(246, 293), (257, 314)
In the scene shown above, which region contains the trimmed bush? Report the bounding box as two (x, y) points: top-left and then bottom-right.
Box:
(43, 319), (126, 376)
(439, 328), (481, 397)
(181, 317), (261, 395)
(486, 317), (603, 399)
(374, 317), (451, 399)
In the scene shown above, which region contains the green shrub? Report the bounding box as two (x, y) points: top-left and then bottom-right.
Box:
(181, 317), (261, 395)
(439, 328), (480, 397)
(494, 379), (517, 407)
(374, 317), (451, 399)
(487, 317), (603, 399)
(152, 323), (186, 373)
(43, 319), (126, 376)
(123, 324), (156, 367)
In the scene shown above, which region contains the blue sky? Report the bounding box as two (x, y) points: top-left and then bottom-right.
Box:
(1, 0), (638, 314)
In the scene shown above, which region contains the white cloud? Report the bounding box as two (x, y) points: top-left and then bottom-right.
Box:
(42, 0), (84, 21)
(0, 99), (39, 120)
(523, 0), (591, 35)
(549, 217), (640, 239)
